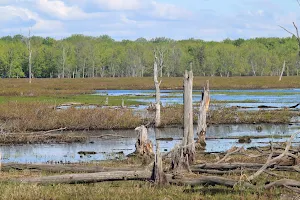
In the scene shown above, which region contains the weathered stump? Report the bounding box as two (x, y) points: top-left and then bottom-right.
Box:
(196, 80), (210, 148)
(152, 129), (168, 185)
(135, 125), (154, 156)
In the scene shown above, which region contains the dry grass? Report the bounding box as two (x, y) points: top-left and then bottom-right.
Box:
(0, 102), (142, 132)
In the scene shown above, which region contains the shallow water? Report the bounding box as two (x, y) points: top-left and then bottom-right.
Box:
(1, 124), (299, 164)
(94, 89), (300, 109)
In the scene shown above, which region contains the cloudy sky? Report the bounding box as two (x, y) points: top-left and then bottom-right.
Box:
(0, 0), (299, 41)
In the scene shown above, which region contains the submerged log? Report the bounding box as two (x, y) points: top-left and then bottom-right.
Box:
(135, 125), (154, 156)
(196, 80), (210, 147)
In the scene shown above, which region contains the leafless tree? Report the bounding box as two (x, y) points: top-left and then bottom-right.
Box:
(24, 29), (32, 83)
(279, 0), (300, 57)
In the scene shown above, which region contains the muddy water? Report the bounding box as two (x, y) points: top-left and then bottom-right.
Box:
(1, 124), (299, 164)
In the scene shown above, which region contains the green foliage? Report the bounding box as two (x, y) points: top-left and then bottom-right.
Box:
(0, 35), (299, 78)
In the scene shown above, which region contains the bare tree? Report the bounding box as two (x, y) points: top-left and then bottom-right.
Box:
(24, 29), (32, 83)
(155, 46), (167, 77)
(279, 0), (300, 57)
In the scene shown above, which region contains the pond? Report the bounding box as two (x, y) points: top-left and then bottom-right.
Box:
(1, 123), (299, 164)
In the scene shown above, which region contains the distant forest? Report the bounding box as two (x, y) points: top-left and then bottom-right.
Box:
(0, 34), (299, 78)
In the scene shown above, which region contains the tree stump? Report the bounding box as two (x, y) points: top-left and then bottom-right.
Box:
(135, 125), (154, 156)
(196, 80), (210, 148)
(152, 129), (168, 185)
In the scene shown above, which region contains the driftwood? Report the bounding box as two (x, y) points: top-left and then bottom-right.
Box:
(248, 132), (298, 181)
(196, 80), (210, 147)
(135, 125), (153, 156)
(265, 179), (300, 189)
(17, 170), (152, 184)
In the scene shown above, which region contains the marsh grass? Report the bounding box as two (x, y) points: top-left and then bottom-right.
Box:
(1, 76), (300, 98)
(0, 102), (142, 132)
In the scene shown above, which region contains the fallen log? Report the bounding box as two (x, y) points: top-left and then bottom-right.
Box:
(17, 170), (152, 184)
(169, 176), (254, 188)
(265, 179), (300, 189)
(191, 163), (300, 172)
(1, 163), (140, 173)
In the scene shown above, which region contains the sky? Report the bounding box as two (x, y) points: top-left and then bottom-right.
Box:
(0, 0), (299, 41)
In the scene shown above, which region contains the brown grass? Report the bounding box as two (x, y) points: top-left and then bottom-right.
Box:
(1, 76), (300, 97)
(0, 102), (142, 132)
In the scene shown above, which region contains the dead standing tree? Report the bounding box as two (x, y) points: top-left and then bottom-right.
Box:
(154, 51), (161, 127)
(172, 70), (195, 172)
(279, 0), (300, 78)
(196, 80), (210, 147)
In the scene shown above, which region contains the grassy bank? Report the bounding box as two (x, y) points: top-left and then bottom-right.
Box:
(0, 147), (298, 200)
(1, 76), (300, 97)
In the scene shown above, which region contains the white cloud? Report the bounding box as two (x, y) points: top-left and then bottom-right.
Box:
(36, 0), (99, 20)
(0, 5), (39, 21)
(94, 0), (144, 11)
(33, 19), (64, 32)
(150, 2), (192, 20)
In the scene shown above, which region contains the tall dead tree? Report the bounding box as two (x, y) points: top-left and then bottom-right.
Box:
(154, 51), (161, 127)
(183, 70), (195, 163)
(25, 29), (32, 83)
(196, 81), (210, 147)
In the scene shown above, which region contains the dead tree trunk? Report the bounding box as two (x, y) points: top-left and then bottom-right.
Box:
(154, 52), (161, 127)
(171, 70), (195, 172)
(196, 80), (210, 147)
(135, 125), (153, 156)
(183, 70), (195, 163)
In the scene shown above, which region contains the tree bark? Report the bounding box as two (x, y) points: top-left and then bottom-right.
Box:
(196, 80), (210, 147)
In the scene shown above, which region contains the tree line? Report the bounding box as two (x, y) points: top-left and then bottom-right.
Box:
(0, 34), (299, 78)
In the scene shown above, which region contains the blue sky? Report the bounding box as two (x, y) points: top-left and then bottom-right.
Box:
(0, 0), (299, 41)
